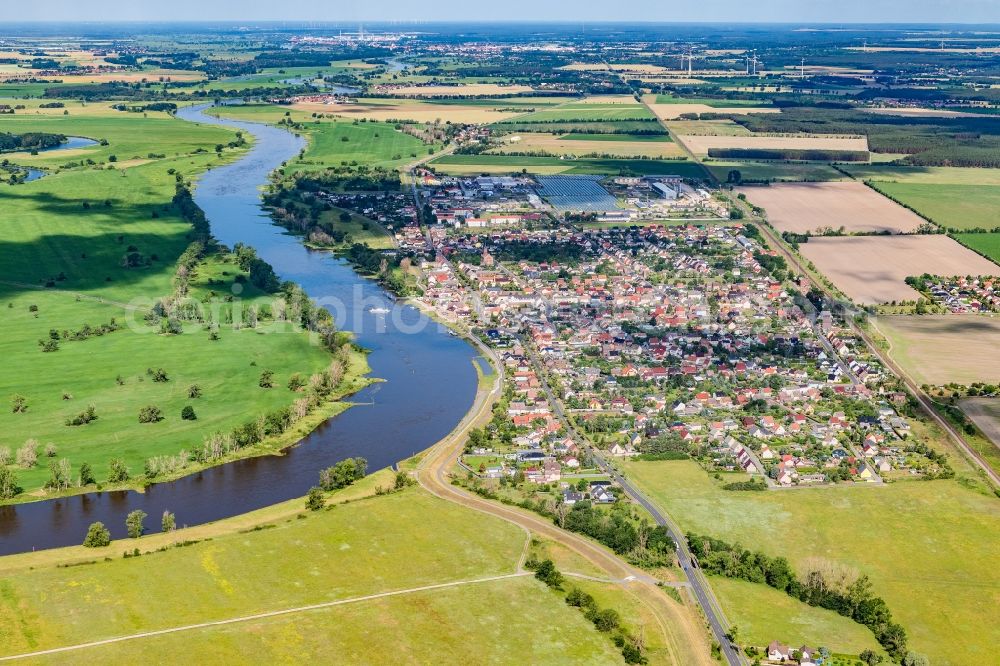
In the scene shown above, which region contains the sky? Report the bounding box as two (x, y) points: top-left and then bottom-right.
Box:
(1, 0), (998, 24)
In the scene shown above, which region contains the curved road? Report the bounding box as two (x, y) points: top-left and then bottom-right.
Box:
(416, 335), (716, 666)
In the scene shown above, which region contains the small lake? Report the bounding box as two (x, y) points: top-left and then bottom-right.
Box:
(0, 104), (480, 555)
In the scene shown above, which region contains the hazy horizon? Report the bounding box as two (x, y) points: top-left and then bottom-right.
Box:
(2, 1), (999, 25)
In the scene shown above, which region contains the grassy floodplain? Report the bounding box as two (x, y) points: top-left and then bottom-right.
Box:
(867, 181), (1000, 231)
(0, 486), (622, 663)
(0, 107), (367, 498)
(206, 103), (437, 170)
(621, 459), (1000, 666)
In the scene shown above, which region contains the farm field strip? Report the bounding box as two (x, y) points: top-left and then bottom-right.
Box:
(873, 315), (1000, 385)
(678, 133), (869, 156)
(798, 235), (1000, 304)
(737, 181), (926, 234)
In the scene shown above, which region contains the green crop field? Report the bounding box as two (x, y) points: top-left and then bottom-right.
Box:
(0, 488), (622, 663)
(709, 576), (881, 656)
(868, 182), (1000, 231)
(706, 161), (847, 182)
(954, 232), (1000, 263)
(842, 165), (1000, 185)
(621, 460), (1000, 666)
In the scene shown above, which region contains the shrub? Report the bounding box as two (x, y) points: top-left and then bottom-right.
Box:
(181, 405), (197, 421)
(138, 405), (163, 423)
(125, 509), (147, 538)
(306, 486), (325, 511)
(107, 458), (130, 483)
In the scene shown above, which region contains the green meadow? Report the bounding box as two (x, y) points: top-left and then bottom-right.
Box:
(706, 161), (847, 183)
(0, 488), (622, 663)
(709, 576), (881, 656)
(0, 111), (238, 169)
(621, 459), (1000, 666)
(0, 110), (362, 498)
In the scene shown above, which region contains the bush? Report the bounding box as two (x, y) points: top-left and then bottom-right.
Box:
(534, 559), (564, 589)
(138, 405), (163, 423)
(83, 522), (111, 547)
(181, 405), (197, 421)
(306, 486), (325, 511)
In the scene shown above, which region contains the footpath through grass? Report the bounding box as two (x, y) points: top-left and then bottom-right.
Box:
(0, 487), (622, 664)
(621, 459), (1000, 666)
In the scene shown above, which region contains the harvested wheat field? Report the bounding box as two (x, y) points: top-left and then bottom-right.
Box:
(738, 182), (925, 234)
(385, 83), (535, 97)
(800, 235), (1000, 304)
(292, 101), (520, 124)
(648, 103), (779, 120)
(960, 398), (1000, 447)
(494, 133), (685, 159)
(873, 315), (1000, 385)
(678, 133), (869, 155)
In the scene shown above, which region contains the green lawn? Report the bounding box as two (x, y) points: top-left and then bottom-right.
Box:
(868, 182), (1000, 231)
(319, 207), (395, 250)
(0, 488), (627, 663)
(954, 232), (1000, 264)
(709, 576), (881, 656)
(622, 459), (1000, 666)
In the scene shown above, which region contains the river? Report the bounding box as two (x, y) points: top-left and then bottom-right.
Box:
(0, 104), (479, 555)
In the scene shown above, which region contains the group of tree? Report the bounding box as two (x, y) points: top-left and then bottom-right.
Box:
(318, 457), (368, 491)
(687, 533), (908, 660)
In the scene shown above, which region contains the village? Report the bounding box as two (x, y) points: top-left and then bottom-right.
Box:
(398, 214), (954, 496)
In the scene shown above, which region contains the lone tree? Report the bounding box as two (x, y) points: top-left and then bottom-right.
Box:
(125, 509), (147, 539)
(306, 486), (325, 511)
(83, 522), (111, 547)
(161, 510), (176, 533)
(187, 384), (202, 399)
(181, 405), (197, 421)
(10, 394), (27, 413)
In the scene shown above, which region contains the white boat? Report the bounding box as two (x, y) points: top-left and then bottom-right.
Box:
(367, 306), (390, 315)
